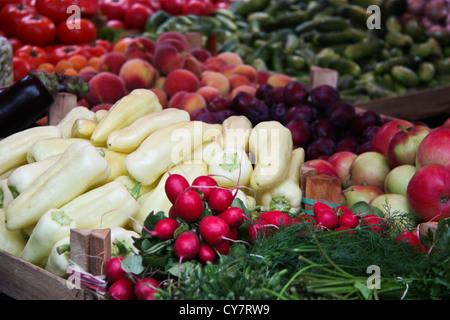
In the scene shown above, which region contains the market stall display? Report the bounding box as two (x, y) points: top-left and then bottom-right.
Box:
(0, 0), (449, 301)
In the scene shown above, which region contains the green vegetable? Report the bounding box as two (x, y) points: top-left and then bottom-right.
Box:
(391, 65), (420, 87)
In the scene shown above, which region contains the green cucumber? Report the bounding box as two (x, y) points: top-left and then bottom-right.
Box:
(390, 66), (420, 87)
(418, 62), (436, 83)
(343, 39), (383, 60)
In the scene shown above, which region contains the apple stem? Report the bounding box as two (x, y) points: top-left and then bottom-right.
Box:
(397, 124), (408, 134)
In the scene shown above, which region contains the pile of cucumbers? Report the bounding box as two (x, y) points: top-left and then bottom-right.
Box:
(143, 0), (450, 103)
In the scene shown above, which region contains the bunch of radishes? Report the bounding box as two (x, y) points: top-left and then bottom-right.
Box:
(104, 256), (161, 300)
(162, 173), (249, 264)
(405, 0), (450, 33)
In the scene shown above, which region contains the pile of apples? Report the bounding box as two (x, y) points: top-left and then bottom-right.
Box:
(305, 117), (450, 226)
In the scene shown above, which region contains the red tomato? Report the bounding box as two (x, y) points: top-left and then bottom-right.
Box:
(0, 0), (34, 11)
(48, 44), (83, 65)
(13, 56), (32, 81)
(14, 45), (48, 69)
(95, 39), (113, 51)
(0, 3), (36, 37)
(35, 0), (77, 24)
(182, 0), (213, 16)
(124, 3), (153, 30)
(8, 37), (24, 53)
(81, 41), (108, 58)
(16, 13), (57, 47)
(100, 0), (129, 20)
(77, 0), (99, 18)
(56, 18), (97, 45)
(105, 19), (125, 29)
(133, 0), (160, 11)
(160, 0), (185, 15)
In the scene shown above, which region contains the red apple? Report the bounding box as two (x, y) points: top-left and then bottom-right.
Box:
(371, 119), (413, 156)
(303, 159), (339, 180)
(442, 117), (450, 129)
(327, 151), (357, 188)
(348, 151), (391, 191)
(415, 127), (450, 169)
(387, 125), (431, 168)
(406, 164), (450, 221)
(342, 184), (384, 207)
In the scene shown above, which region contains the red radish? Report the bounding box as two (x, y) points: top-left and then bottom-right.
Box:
(259, 210), (291, 227)
(208, 187), (234, 212)
(338, 212), (360, 229)
(316, 209), (339, 230)
(134, 277), (160, 300)
(335, 226), (355, 234)
(313, 201), (333, 217)
(395, 230), (421, 247)
(150, 218), (179, 240)
(175, 189), (204, 222)
(214, 240), (230, 255)
(246, 220), (278, 242)
(165, 173), (190, 204)
(198, 242), (216, 263)
(105, 256), (126, 282)
(217, 206), (245, 228)
(295, 214), (316, 224)
(199, 215), (230, 246)
(173, 230), (200, 261)
(334, 205), (353, 215)
(227, 227), (238, 240)
(108, 278), (136, 300)
(361, 214), (388, 234)
(168, 205), (177, 218)
(192, 175), (218, 200)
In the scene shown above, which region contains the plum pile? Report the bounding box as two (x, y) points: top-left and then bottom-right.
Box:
(228, 82), (386, 160)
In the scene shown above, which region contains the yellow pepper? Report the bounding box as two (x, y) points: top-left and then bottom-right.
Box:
(90, 89), (162, 146)
(5, 140), (111, 231)
(219, 115), (253, 152)
(0, 126), (61, 175)
(96, 148), (129, 185)
(21, 208), (76, 268)
(131, 161), (208, 233)
(107, 108), (190, 153)
(125, 121), (221, 186)
(260, 148), (305, 214)
(59, 180), (140, 230)
(56, 106), (96, 139)
(0, 208), (27, 256)
(114, 175), (155, 198)
(45, 235), (70, 278)
(26, 137), (85, 163)
(249, 121), (293, 191)
(71, 118), (98, 139)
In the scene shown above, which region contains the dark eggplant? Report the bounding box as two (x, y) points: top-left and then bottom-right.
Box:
(0, 71), (59, 138)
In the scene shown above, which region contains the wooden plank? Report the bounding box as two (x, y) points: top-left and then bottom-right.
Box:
(48, 92), (78, 126)
(356, 84), (450, 121)
(0, 249), (102, 300)
(304, 174), (342, 211)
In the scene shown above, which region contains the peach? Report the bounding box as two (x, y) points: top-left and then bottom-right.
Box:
(200, 71), (230, 97)
(188, 48), (212, 62)
(153, 76), (166, 90)
(219, 64), (236, 78)
(231, 64), (257, 83)
(84, 72), (127, 106)
(153, 43), (186, 75)
(164, 69), (200, 97)
(78, 69), (97, 83)
(158, 37), (188, 52)
(256, 70), (271, 85)
(118, 58), (158, 91)
(216, 51), (244, 66)
(228, 74), (250, 90)
(229, 84), (256, 100)
(168, 91), (206, 115)
(97, 51), (125, 74)
(183, 53), (202, 78)
(123, 36), (156, 63)
(267, 73), (294, 87)
(204, 56), (228, 71)
(91, 103), (113, 112)
(196, 86), (221, 104)
(157, 31), (189, 51)
(150, 88), (168, 109)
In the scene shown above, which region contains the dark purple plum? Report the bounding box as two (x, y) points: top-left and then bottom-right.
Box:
(230, 91), (256, 115)
(283, 81), (309, 107)
(190, 108), (209, 121)
(310, 85), (340, 109)
(327, 100), (356, 129)
(244, 99), (270, 125)
(216, 109), (236, 123)
(350, 110), (382, 135)
(264, 86), (285, 107)
(207, 96), (229, 112)
(255, 83), (273, 100)
(361, 125), (380, 142)
(336, 136), (359, 153)
(282, 104), (313, 124)
(285, 119), (311, 148)
(311, 118), (337, 141)
(195, 111), (221, 124)
(270, 103), (287, 122)
(356, 141), (373, 154)
(306, 137), (336, 160)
